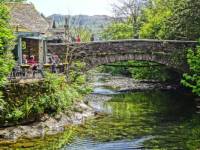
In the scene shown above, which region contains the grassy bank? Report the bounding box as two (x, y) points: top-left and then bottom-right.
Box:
(0, 73), (91, 126)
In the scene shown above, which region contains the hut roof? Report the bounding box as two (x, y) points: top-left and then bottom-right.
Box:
(6, 2), (49, 34)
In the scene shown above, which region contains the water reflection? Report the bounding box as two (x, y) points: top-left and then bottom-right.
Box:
(0, 127), (76, 150)
(93, 87), (117, 95)
(1, 90), (198, 150)
(66, 90), (196, 149)
(64, 136), (153, 150)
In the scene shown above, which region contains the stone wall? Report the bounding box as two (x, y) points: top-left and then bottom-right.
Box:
(47, 39), (197, 72)
(0, 80), (52, 127)
(2, 80), (48, 104)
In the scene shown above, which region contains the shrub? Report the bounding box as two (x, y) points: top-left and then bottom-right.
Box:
(0, 72), (91, 124)
(181, 45), (200, 96)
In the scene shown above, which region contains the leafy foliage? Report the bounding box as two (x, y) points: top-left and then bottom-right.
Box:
(101, 0), (200, 83)
(101, 19), (175, 81)
(181, 45), (200, 96)
(140, 0), (200, 40)
(128, 61), (174, 81)
(111, 0), (147, 38)
(100, 63), (131, 77)
(100, 61), (176, 82)
(0, 4), (15, 87)
(0, 3), (15, 123)
(139, 0), (173, 39)
(70, 27), (92, 42)
(0, 72), (91, 124)
(101, 21), (133, 40)
(68, 61), (86, 83)
(170, 0), (200, 40)
(0, 61), (91, 124)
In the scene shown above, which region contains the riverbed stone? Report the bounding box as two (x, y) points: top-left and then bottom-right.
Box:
(0, 73), (180, 142)
(0, 101), (95, 141)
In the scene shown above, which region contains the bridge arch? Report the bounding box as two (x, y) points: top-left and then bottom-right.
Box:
(47, 39), (197, 72)
(85, 53), (176, 71)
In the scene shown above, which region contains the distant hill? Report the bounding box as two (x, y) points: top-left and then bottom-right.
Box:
(48, 14), (113, 34)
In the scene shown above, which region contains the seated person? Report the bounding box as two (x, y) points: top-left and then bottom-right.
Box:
(28, 55), (37, 70)
(52, 53), (60, 64)
(28, 55), (44, 77)
(22, 54), (28, 64)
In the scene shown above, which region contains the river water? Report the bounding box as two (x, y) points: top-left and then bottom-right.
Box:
(1, 74), (200, 150)
(62, 89), (196, 150)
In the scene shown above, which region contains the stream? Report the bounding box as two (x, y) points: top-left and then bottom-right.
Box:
(1, 74), (199, 150)
(63, 74), (197, 150)
(63, 89), (196, 150)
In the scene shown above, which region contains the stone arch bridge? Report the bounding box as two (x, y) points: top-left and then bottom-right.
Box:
(47, 39), (197, 72)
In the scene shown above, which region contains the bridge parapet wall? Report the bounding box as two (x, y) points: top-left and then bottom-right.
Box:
(47, 39), (197, 72)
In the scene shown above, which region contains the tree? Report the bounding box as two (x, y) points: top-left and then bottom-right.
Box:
(52, 20), (56, 29)
(62, 16), (92, 42)
(0, 3), (15, 87)
(101, 21), (133, 40)
(112, 0), (147, 38)
(139, 0), (174, 39)
(101, 18), (172, 81)
(140, 0), (200, 40)
(0, 4), (15, 113)
(71, 27), (92, 42)
(181, 45), (200, 96)
(167, 0), (200, 40)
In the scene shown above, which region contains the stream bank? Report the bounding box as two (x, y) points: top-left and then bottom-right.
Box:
(0, 101), (94, 141)
(89, 73), (180, 91)
(0, 73), (198, 150)
(0, 73), (183, 141)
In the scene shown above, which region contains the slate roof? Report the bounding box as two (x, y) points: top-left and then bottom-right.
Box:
(6, 2), (49, 34)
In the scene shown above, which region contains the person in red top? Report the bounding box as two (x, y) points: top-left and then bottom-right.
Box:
(28, 55), (36, 65)
(76, 35), (81, 43)
(28, 55), (37, 70)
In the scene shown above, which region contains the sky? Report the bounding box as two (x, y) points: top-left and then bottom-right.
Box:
(27, 0), (117, 17)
